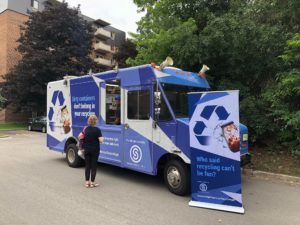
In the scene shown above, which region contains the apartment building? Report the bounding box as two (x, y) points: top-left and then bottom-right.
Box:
(0, 0), (125, 121)
(83, 15), (126, 71)
(0, 0), (41, 82)
(0, 0), (125, 78)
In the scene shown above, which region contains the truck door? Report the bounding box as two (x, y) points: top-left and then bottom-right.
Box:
(123, 85), (154, 174)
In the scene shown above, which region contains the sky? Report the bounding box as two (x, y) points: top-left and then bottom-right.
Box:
(63, 0), (144, 37)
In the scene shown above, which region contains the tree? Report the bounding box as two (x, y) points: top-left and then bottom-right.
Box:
(3, 0), (94, 113)
(131, 0), (232, 68)
(0, 88), (6, 109)
(263, 33), (300, 153)
(130, 4), (284, 87)
(130, 0), (295, 147)
(114, 39), (138, 68)
(127, 18), (199, 69)
(244, 0), (300, 33)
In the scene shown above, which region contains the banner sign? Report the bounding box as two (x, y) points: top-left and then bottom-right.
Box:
(188, 91), (244, 214)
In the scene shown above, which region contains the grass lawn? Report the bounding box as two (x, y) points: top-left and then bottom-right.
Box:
(0, 122), (27, 131)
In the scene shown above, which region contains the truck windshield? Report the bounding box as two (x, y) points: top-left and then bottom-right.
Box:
(161, 83), (206, 118)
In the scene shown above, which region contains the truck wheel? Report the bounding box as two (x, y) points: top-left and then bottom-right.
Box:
(164, 159), (190, 196)
(66, 144), (83, 168)
(28, 125), (32, 131)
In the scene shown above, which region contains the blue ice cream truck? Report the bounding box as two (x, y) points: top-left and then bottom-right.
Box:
(47, 61), (250, 195)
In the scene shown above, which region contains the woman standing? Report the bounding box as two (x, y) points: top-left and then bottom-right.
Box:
(79, 115), (104, 188)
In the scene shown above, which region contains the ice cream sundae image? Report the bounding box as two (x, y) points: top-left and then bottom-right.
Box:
(61, 105), (70, 134)
(221, 122), (240, 152)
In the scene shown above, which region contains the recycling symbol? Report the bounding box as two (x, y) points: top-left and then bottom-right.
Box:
(48, 90), (65, 121)
(48, 91), (65, 131)
(193, 105), (230, 146)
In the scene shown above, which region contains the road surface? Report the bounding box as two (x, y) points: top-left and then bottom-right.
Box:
(0, 131), (299, 225)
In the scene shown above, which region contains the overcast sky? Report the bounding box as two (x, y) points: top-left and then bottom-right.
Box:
(63, 0), (143, 37)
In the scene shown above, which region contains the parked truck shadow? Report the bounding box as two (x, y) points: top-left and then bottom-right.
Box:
(52, 156), (165, 190)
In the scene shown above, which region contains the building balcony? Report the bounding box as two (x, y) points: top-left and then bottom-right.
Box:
(94, 42), (113, 53)
(94, 28), (113, 40)
(94, 58), (115, 67)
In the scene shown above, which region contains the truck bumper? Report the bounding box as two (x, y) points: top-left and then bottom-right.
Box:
(241, 153), (251, 167)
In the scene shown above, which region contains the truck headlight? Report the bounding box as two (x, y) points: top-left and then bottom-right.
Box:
(242, 134), (248, 141)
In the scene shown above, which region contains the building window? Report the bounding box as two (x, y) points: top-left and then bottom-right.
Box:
(31, 0), (39, 9)
(127, 90), (150, 120)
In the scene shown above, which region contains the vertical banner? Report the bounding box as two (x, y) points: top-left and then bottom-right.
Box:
(188, 91), (244, 214)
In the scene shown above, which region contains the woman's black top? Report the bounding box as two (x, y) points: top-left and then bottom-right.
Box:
(83, 126), (102, 153)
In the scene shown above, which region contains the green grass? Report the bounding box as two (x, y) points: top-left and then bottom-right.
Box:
(0, 122), (27, 131)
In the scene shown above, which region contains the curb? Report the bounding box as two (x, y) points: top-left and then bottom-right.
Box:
(0, 135), (9, 139)
(242, 169), (300, 186)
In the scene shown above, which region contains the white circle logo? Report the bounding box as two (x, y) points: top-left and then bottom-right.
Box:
(199, 183), (208, 192)
(130, 145), (142, 163)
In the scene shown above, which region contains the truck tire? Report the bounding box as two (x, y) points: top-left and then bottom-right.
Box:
(66, 143), (83, 168)
(28, 125), (32, 131)
(164, 159), (190, 196)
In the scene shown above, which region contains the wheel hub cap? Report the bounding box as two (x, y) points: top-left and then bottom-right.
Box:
(167, 166), (181, 188)
(68, 148), (75, 163)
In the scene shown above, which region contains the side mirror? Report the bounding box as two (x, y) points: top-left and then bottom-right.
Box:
(154, 91), (161, 106)
(155, 107), (161, 115)
(154, 90), (161, 127)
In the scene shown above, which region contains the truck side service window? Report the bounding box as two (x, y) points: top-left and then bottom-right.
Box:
(127, 90), (150, 120)
(105, 80), (121, 125)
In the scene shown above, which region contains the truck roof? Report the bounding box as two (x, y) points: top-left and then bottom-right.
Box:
(155, 67), (210, 89)
(48, 64), (210, 89)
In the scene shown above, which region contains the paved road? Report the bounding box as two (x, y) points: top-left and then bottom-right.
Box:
(0, 131), (299, 225)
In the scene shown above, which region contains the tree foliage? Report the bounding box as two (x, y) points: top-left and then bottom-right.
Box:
(264, 33), (300, 153)
(0, 88), (6, 109)
(3, 0), (94, 113)
(131, 0), (300, 151)
(114, 39), (138, 68)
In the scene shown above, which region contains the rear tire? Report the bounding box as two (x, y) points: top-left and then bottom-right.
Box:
(66, 144), (83, 168)
(42, 126), (46, 133)
(28, 125), (32, 131)
(164, 159), (190, 196)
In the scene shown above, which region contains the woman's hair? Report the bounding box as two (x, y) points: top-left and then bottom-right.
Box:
(88, 115), (98, 126)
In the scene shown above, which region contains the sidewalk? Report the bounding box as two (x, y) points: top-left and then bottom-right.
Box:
(243, 168), (300, 187)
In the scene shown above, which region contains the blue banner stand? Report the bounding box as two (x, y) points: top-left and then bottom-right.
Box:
(189, 201), (245, 214)
(188, 91), (245, 214)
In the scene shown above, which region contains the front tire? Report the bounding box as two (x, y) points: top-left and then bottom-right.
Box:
(66, 144), (83, 168)
(164, 159), (190, 196)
